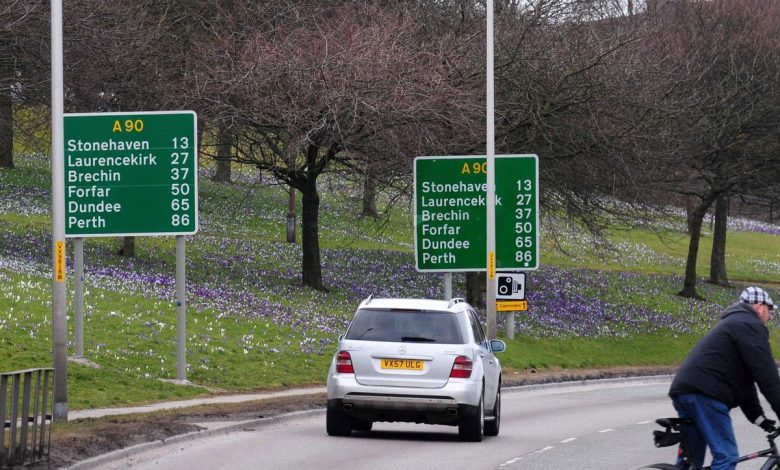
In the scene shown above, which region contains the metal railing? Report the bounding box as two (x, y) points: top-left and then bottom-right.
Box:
(0, 368), (53, 468)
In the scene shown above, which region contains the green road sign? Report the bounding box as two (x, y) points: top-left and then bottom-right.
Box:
(64, 111), (198, 237)
(414, 155), (539, 271)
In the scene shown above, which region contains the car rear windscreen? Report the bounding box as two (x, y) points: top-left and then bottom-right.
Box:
(345, 309), (464, 344)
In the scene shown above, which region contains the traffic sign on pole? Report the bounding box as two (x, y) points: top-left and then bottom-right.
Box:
(414, 155), (539, 272)
(496, 272), (525, 300)
(64, 111), (198, 237)
(496, 300), (528, 312)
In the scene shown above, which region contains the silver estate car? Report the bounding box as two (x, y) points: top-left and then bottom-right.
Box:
(326, 297), (506, 442)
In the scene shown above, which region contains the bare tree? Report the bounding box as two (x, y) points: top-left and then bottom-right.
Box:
(709, 194), (730, 286)
(63, 0), (220, 256)
(0, 0), (47, 169)
(196, 2), (482, 290)
(495, 1), (656, 240)
(643, 0), (780, 298)
(213, 125), (234, 183)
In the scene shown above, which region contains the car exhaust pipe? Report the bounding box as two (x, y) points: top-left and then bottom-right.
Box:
(343, 403), (354, 411)
(447, 408), (459, 416)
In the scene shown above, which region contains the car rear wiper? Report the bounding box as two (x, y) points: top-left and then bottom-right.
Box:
(354, 328), (374, 339)
(401, 336), (436, 342)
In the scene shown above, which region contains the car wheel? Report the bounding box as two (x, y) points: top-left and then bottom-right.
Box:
(459, 389), (484, 442)
(352, 419), (373, 432)
(326, 402), (352, 437)
(485, 386), (500, 437)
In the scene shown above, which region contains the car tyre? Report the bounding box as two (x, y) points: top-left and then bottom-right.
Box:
(326, 403), (353, 437)
(459, 389), (484, 442)
(485, 386), (500, 437)
(352, 419), (373, 432)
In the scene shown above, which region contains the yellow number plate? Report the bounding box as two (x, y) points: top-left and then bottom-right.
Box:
(381, 359), (424, 371)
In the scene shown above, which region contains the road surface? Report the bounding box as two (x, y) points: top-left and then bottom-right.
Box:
(102, 378), (774, 470)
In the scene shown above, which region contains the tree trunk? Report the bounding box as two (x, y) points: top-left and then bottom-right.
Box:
(300, 176), (325, 291)
(287, 186), (296, 243)
(361, 168), (378, 218)
(679, 194), (717, 299)
(466, 272), (486, 309)
(212, 126), (233, 183)
(0, 85), (13, 169)
(118, 236), (135, 257)
(709, 194), (730, 287)
(685, 197), (697, 234)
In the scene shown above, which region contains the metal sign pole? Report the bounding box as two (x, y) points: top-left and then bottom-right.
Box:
(50, 0), (68, 420)
(443, 273), (452, 301)
(486, 0), (497, 339)
(176, 235), (187, 381)
(74, 238), (84, 357)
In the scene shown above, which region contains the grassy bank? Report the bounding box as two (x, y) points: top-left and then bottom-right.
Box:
(1, 153), (778, 409)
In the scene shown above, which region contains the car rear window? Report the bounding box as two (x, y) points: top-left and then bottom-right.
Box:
(345, 309), (464, 344)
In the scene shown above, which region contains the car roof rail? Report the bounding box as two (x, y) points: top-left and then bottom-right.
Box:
(448, 298), (466, 308)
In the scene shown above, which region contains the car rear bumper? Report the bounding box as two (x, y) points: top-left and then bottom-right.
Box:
(328, 374), (482, 404)
(327, 374), (482, 425)
(328, 397), (480, 426)
(343, 393), (458, 410)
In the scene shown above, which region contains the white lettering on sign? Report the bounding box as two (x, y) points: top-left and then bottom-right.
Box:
(422, 252), (456, 264)
(422, 238), (470, 250)
(68, 201), (122, 213)
(67, 216), (106, 229)
(421, 195), (486, 207)
(421, 181), (487, 193)
(67, 169), (121, 183)
(414, 155), (538, 271)
(421, 209), (470, 222)
(68, 186), (111, 198)
(66, 139), (150, 152)
(421, 224), (461, 236)
(67, 153), (157, 167)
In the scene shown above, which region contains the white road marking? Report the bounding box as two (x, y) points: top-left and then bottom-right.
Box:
(500, 445), (556, 466)
(598, 428), (615, 433)
(561, 437), (577, 443)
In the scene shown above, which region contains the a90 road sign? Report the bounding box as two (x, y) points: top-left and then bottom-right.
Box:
(64, 111), (198, 237)
(414, 155), (539, 272)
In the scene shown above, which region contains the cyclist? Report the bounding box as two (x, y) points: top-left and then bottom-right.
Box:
(669, 286), (778, 470)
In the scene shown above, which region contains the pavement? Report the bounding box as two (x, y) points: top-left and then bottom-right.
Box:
(65, 386), (328, 470)
(64, 375), (675, 469)
(68, 386), (326, 420)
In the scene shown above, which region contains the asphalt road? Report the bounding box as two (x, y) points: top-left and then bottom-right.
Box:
(99, 378), (775, 470)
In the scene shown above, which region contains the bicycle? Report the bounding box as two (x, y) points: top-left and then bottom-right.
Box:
(643, 417), (780, 469)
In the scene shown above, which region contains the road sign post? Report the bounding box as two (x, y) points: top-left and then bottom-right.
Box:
(51, 0), (68, 421)
(64, 111), (198, 237)
(414, 155), (539, 272)
(64, 111), (198, 382)
(496, 272), (526, 300)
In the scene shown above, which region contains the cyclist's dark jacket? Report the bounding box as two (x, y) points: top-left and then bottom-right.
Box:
(669, 302), (780, 422)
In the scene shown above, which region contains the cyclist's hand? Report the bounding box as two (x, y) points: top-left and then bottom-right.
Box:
(758, 417), (777, 432)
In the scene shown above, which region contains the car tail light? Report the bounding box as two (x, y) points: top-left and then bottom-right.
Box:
(450, 355), (472, 378)
(336, 351), (354, 374)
